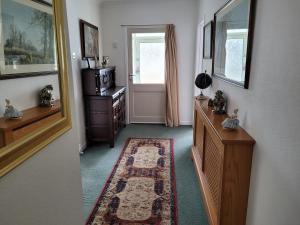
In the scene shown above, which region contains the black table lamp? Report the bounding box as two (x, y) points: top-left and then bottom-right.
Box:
(195, 71), (212, 100)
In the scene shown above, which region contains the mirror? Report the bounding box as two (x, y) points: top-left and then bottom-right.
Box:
(0, 0), (71, 177)
(213, 0), (256, 89)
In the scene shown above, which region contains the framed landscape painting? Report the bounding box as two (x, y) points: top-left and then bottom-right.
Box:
(0, 0), (58, 79)
(80, 19), (99, 59)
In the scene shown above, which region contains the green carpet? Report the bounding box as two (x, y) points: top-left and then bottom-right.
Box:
(80, 124), (208, 225)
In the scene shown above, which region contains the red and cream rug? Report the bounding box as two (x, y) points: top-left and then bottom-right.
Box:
(86, 138), (178, 225)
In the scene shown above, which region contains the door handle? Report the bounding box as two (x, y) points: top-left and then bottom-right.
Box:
(129, 74), (136, 81)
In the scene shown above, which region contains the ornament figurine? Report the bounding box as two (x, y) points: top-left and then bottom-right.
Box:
(39, 85), (54, 107)
(222, 109), (240, 130)
(212, 90), (227, 114)
(3, 99), (23, 119)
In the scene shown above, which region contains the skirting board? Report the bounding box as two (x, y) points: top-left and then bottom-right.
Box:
(180, 121), (193, 126)
(78, 121), (192, 153)
(129, 121), (192, 126)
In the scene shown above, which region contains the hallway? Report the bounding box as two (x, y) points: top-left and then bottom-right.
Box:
(80, 124), (208, 225)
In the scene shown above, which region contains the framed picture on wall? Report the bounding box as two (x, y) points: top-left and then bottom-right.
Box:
(0, 0), (58, 80)
(203, 21), (213, 59)
(79, 19), (99, 59)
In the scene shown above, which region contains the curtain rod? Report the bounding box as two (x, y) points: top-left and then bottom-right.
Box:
(120, 24), (171, 27)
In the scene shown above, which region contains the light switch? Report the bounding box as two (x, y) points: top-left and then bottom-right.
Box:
(72, 52), (76, 59)
(112, 41), (118, 49)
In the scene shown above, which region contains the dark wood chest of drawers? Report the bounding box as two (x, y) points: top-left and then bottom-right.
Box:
(82, 67), (126, 148)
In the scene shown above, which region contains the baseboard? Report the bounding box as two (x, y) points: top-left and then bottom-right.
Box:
(130, 122), (165, 124)
(129, 121), (193, 126)
(180, 121), (193, 126)
(129, 121), (192, 126)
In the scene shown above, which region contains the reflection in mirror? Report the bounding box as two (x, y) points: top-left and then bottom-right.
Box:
(213, 0), (255, 88)
(0, 0), (62, 149)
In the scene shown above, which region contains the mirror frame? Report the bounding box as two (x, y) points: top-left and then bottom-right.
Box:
(0, 0), (72, 177)
(203, 21), (213, 60)
(212, 0), (256, 89)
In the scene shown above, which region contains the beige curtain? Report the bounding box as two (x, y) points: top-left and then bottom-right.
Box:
(165, 24), (180, 127)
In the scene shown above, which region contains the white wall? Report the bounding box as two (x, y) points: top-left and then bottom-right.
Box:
(0, 1), (85, 225)
(0, 0), (60, 116)
(0, 75), (60, 115)
(0, 0), (100, 148)
(197, 0), (300, 224)
(66, 0), (103, 151)
(100, 0), (198, 125)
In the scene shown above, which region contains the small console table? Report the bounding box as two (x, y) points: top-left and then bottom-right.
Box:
(0, 101), (62, 148)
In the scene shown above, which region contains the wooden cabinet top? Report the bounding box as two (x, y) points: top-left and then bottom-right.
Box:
(0, 100), (61, 131)
(195, 99), (255, 145)
(81, 66), (116, 72)
(98, 86), (126, 98)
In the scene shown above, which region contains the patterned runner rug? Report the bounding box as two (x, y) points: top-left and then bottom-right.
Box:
(86, 138), (178, 225)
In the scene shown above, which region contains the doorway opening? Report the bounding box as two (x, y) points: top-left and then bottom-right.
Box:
(127, 27), (166, 124)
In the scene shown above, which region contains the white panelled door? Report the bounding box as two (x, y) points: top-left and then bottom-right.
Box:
(127, 28), (166, 123)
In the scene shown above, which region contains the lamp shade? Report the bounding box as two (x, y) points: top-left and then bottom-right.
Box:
(195, 73), (212, 90)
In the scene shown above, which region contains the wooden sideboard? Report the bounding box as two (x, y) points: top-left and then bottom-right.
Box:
(84, 87), (126, 148)
(192, 99), (255, 225)
(0, 101), (62, 148)
(82, 67), (126, 148)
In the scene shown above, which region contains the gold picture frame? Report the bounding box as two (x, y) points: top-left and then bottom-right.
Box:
(0, 0), (72, 177)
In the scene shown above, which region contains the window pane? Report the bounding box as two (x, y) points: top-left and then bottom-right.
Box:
(224, 29), (248, 82)
(132, 33), (165, 84)
(225, 39), (244, 82)
(140, 42), (165, 84)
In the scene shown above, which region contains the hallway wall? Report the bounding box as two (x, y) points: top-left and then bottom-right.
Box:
(196, 0), (300, 224)
(66, 0), (103, 151)
(0, 1), (85, 225)
(100, 0), (198, 125)
(0, 75), (60, 115)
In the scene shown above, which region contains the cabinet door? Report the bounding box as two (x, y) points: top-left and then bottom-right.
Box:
(113, 100), (119, 134)
(119, 93), (126, 127)
(194, 110), (205, 162)
(203, 131), (223, 219)
(114, 117), (119, 134)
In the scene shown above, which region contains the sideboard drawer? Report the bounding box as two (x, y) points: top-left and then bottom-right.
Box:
(88, 113), (109, 126)
(88, 98), (108, 113)
(13, 113), (62, 141)
(89, 127), (109, 140)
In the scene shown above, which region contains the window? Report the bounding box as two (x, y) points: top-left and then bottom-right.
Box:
(132, 33), (165, 84)
(225, 29), (248, 82)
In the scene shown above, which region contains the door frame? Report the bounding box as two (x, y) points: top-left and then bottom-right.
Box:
(124, 26), (166, 124)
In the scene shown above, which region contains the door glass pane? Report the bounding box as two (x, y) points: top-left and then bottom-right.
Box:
(132, 33), (165, 84)
(225, 39), (244, 81)
(224, 29), (248, 82)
